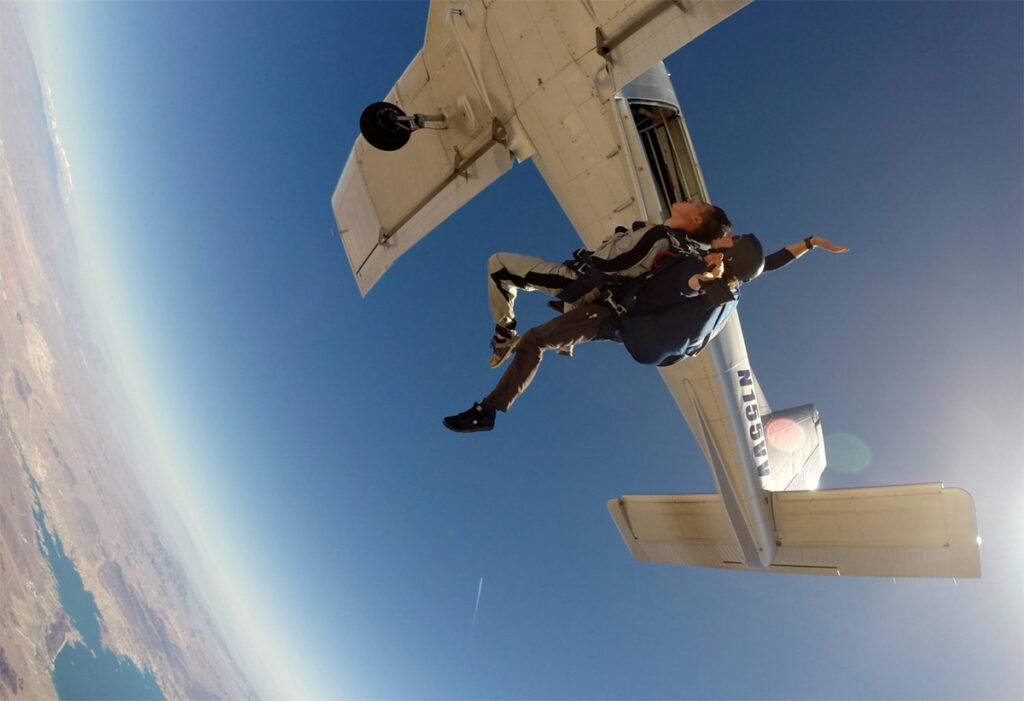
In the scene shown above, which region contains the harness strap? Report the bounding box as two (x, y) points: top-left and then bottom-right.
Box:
(602, 289), (628, 316)
(558, 234), (699, 309)
(557, 249), (614, 303)
(609, 252), (690, 316)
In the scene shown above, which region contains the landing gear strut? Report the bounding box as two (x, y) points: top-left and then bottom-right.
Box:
(359, 101), (445, 152)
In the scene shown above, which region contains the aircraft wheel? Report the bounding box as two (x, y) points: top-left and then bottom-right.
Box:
(359, 101), (412, 151)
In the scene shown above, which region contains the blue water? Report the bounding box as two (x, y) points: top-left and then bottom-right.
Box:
(22, 454), (164, 700)
(52, 644), (163, 701)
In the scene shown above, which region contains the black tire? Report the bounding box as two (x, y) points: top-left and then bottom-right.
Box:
(359, 101), (412, 151)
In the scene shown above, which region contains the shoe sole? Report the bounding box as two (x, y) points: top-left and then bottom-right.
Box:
(443, 418), (494, 433)
(488, 335), (521, 369)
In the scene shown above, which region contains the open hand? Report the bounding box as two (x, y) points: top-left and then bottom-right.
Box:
(810, 236), (850, 253)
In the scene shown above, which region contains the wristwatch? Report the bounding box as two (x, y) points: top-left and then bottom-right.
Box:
(804, 237), (814, 250)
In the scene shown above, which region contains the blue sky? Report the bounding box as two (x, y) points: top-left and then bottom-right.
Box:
(25, 1), (1022, 699)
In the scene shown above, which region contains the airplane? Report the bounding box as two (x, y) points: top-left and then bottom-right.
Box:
(330, 0), (980, 578)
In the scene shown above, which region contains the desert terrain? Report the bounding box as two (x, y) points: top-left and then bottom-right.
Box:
(1, 6), (258, 699)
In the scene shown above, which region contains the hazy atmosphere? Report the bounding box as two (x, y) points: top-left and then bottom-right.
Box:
(4, 1), (1021, 699)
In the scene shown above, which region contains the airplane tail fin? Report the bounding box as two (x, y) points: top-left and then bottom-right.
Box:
(609, 482), (980, 578)
(760, 404), (826, 492)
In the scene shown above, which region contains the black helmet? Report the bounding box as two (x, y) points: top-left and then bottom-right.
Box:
(721, 233), (765, 284)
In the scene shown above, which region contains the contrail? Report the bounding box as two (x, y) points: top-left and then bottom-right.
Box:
(471, 577), (484, 631)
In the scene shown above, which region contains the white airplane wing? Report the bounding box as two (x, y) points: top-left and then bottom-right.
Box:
(332, 0), (750, 295)
(609, 483), (981, 578)
(333, 134), (513, 296)
(331, 1), (515, 295)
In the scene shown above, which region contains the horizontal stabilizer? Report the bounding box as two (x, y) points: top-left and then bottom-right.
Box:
(609, 483), (980, 578)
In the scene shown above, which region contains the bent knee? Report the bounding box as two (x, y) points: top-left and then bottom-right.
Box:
(517, 328), (544, 354)
(488, 252), (511, 274)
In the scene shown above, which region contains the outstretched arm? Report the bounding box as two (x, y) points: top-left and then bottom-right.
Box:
(765, 236), (850, 272)
(786, 236), (850, 258)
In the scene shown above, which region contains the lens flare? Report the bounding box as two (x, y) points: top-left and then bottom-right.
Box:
(765, 417), (806, 452)
(825, 432), (872, 473)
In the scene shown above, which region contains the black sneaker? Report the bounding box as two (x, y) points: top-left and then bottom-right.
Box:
(443, 402), (496, 433)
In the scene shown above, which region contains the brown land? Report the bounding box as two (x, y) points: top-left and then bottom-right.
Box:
(0, 5), (258, 699)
